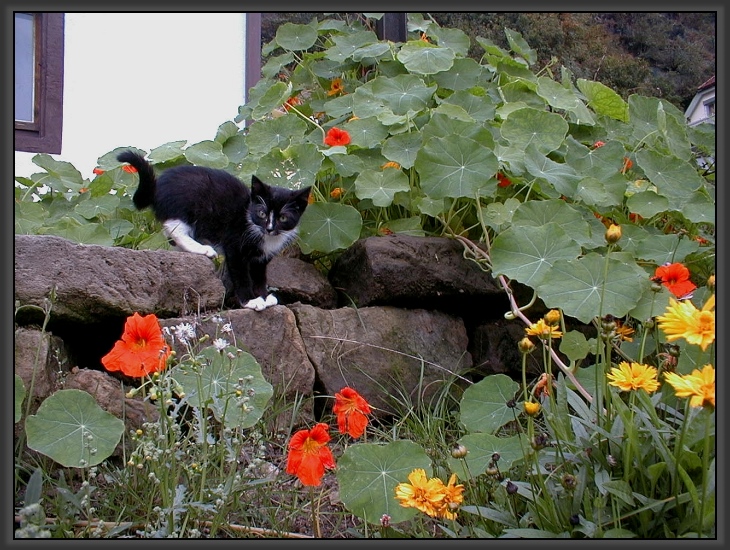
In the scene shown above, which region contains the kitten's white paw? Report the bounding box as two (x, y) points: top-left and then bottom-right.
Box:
(243, 297), (268, 311)
(243, 294), (278, 311)
(200, 245), (218, 258)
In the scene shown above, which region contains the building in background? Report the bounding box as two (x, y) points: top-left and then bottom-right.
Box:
(684, 75), (715, 127)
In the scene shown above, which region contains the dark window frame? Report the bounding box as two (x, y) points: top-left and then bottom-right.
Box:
(14, 12), (65, 154)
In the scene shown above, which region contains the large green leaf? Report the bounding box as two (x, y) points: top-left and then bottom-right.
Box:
(25, 389), (125, 468)
(74, 194), (120, 220)
(490, 223), (582, 287)
(171, 346), (272, 430)
(354, 169), (410, 207)
(459, 374), (520, 434)
(636, 149), (705, 205)
(343, 117), (389, 149)
(577, 79), (629, 122)
(298, 202), (363, 254)
(336, 440), (431, 525)
(500, 107), (569, 155)
(416, 135), (498, 200)
(274, 22), (318, 51)
(147, 141), (187, 163)
(31, 154), (86, 194)
(184, 140), (229, 169)
(535, 252), (649, 324)
(381, 132), (422, 169)
(366, 74), (437, 115)
(257, 143), (323, 189)
(625, 191), (670, 219)
(245, 114), (308, 155)
(396, 41), (455, 75)
(432, 57), (484, 91)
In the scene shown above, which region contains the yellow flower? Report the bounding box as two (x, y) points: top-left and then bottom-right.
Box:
(607, 361), (660, 393)
(394, 469), (445, 517)
(525, 319), (563, 340)
(437, 474), (465, 520)
(523, 401), (541, 416)
(656, 294), (715, 351)
(544, 309), (561, 325)
(664, 365), (715, 409)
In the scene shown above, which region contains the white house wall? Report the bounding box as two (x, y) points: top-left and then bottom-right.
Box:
(14, 12), (247, 179)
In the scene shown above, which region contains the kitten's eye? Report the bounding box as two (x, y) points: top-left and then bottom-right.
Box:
(278, 214), (288, 223)
(257, 210), (267, 219)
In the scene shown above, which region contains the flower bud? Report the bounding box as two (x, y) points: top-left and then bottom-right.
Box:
(523, 401), (541, 417)
(605, 223), (622, 244)
(544, 309), (561, 326)
(707, 274), (715, 290)
(518, 337), (536, 354)
(506, 481), (518, 495)
(450, 444), (468, 459)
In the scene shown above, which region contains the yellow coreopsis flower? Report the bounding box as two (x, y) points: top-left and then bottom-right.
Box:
(525, 319), (563, 340)
(656, 294), (715, 351)
(664, 364), (715, 409)
(607, 361), (660, 393)
(437, 473), (465, 520)
(394, 469), (446, 518)
(523, 401), (541, 417)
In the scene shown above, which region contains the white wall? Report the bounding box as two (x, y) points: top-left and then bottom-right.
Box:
(14, 12), (246, 179)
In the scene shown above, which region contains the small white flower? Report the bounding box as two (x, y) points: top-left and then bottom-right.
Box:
(222, 323), (233, 334)
(173, 323), (196, 343)
(213, 338), (229, 351)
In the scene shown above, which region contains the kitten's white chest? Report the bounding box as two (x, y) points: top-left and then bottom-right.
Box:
(262, 230), (295, 258)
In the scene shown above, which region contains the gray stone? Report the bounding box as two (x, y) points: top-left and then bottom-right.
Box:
(328, 235), (506, 316)
(14, 234), (226, 325)
(290, 304), (472, 415)
(267, 256), (338, 309)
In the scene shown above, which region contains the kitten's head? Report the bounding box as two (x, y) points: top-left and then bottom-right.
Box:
(247, 176), (311, 255)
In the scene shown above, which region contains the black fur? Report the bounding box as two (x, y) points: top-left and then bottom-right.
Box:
(117, 151), (311, 307)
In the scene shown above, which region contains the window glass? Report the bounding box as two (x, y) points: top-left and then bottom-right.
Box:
(15, 13), (36, 124)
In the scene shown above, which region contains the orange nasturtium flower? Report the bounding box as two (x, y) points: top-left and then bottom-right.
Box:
(606, 361), (660, 394)
(92, 167), (105, 175)
(656, 294), (715, 351)
(653, 262), (697, 299)
(121, 164), (138, 173)
(621, 157), (633, 173)
(324, 127), (351, 146)
(381, 161), (401, 170)
(525, 319), (562, 340)
(327, 77), (345, 96)
(285, 423), (336, 486)
(101, 312), (171, 378)
(333, 387), (371, 438)
(664, 364), (715, 409)
(330, 187), (344, 199)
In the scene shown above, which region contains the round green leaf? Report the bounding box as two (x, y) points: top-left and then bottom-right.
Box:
(559, 330), (591, 362)
(171, 346), (272, 430)
(447, 433), (523, 479)
(500, 107), (569, 155)
(367, 74), (436, 115)
(336, 440), (431, 525)
(274, 22), (318, 51)
(343, 117), (389, 149)
(459, 374), (520, 434)
(74, 194), (120, 220)
(491, 222), (581, 288)
(354, 169), (410, 207)
(535, 252), (649, 324)
(416, 135), (498, 200)
(382, 132), (422, 169)
(298, 202), (363, 254)
(396, 41), (455, 75)
(184, 140), (229, 169)
(25, 389), (124, 468)
(577, 78), (629, 122)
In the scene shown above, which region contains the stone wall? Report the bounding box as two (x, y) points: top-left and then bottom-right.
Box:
(14, 233), (547, 436)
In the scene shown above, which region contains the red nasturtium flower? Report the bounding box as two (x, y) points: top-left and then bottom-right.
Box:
(333, 387), (371, 438)
(653, 262), (697, 298)
(621, 157), (633, 174)
(497, 172), (512, 188)
(324, 127), (351, 146)
(122, 164), (138, 173)
(285, 423), (336, 486)
(101, 312), (171, 378)
(93, 167), (105, 175)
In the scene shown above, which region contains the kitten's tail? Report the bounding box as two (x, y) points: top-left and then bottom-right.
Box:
(117, 150), (156, 210)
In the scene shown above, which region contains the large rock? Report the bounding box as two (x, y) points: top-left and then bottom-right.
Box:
(267, 256), (338, 309)
(290, 304), (472, 415)
(328, 235), (507, 316)
(14, 327), (71, 409)
(14, 234), (226, 326)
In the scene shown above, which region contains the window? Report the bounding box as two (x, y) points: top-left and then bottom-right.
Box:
(14, 12), (65, 154)
(704, 99), (715, 119)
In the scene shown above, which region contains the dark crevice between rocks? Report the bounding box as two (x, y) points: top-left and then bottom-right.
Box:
(47, 317), (127, 373)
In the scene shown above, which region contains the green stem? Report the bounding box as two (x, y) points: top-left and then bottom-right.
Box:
(310, 485), (321, 538)
(698, 407), (714, 535)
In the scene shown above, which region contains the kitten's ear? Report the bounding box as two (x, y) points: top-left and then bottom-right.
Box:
(293, 186), (312, 209)
(251, 176), (270, 196)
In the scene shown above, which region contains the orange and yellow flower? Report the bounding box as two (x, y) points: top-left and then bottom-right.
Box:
(525, 319), (562, 340)
(333, 386), (371, 439)
(381, 161), (401, 170)
(664, 365), (715, 409)
(285, 423), (336, 486)
(324, 127), (351, 146)
(606, 361), (660, 393)
(327, 77), (345, 96)
(395, 469), (464, 520)
(101, 312), (171, 378)
(330, 187), (344, 199)
(653, 262), (697, 298)
(656, 294), (715, 351)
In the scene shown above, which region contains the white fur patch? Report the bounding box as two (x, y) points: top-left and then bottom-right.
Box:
(243, 294), (278, 311)
(262, 230), (295, 258)
(163, 219), (218, 258)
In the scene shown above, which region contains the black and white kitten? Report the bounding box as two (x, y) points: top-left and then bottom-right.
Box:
(117, 151), (311, 311)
